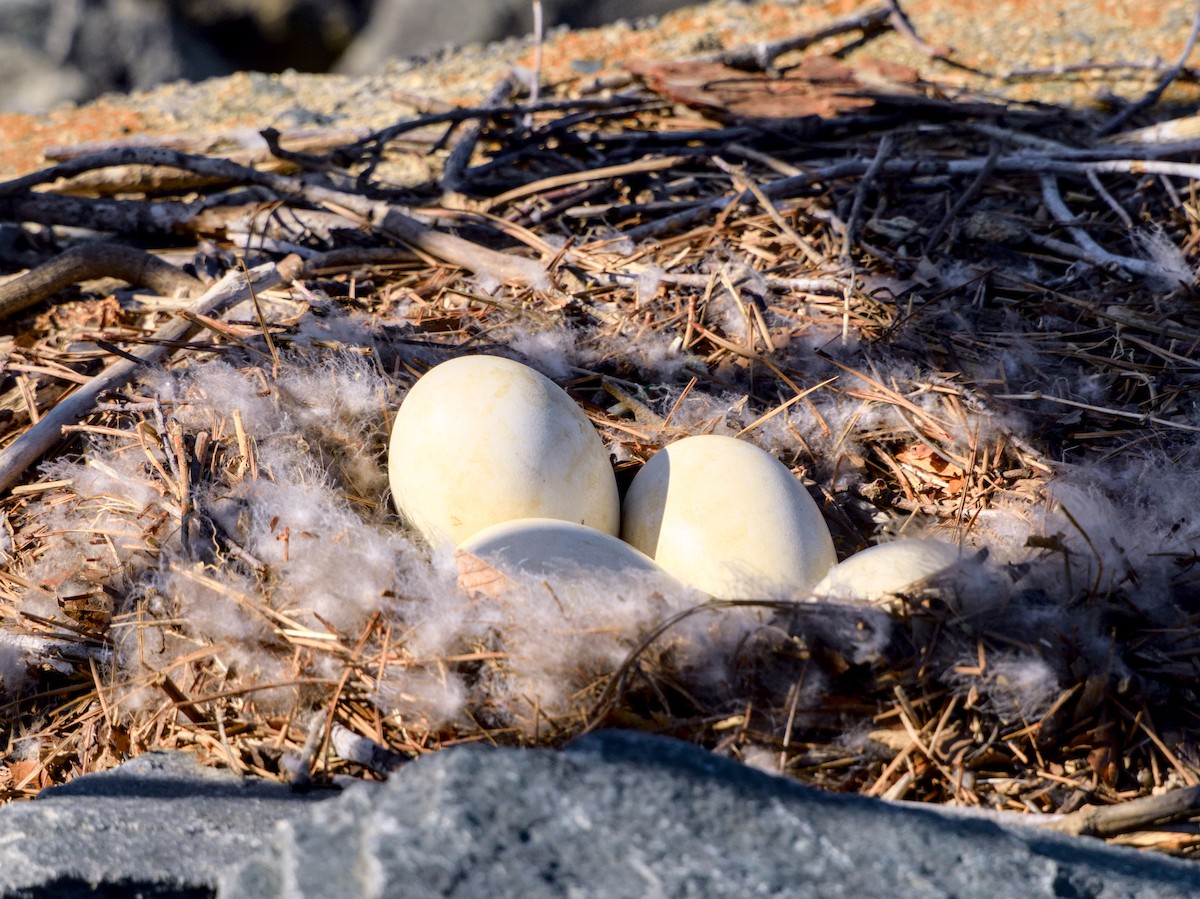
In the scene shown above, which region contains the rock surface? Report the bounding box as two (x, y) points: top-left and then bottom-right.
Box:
(0, 0), (701, 113)
(1, 732), (1199, 897)
(0, 751), (330, 898)
(220, 731), (1200, 898)
(335, 0), (707, 75)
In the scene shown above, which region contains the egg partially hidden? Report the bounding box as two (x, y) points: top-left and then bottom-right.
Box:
(811, 538), (961, 605)
(621, 435), (836, 599)
(389, 355), (619, 551)
(457, 517), (679, 597)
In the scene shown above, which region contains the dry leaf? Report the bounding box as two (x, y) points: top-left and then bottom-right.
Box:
(629, 56), (921, 122)
(455, 550), (520, 599)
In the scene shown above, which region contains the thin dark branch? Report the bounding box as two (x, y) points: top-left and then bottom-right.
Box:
(841, 133), (896, 263)
(922, 141), (1000, 256)
(711, 4), (893, 70)
(1096, 0), (1200, 136)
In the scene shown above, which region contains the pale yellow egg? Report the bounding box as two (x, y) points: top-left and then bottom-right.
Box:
(457, 517), (676, 593)
(812, 539), (961, 605)
(621, 435), (835, 599)
(388, 356), (619, 551)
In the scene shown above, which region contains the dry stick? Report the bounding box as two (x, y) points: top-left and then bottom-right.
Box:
(529, 0), (544, 114)
(339, 96), (643, 159)
(709, 3), (893, 70)
(624, 153), (1200, 242)
(841, 134), (895, 264)
(991, 390), (1200, 434)
(1085, 168), (1134, 229)
(44, 124), (375, 163)
(885, 0), (951, 58)
(0, 259), (298, 496)
(1096, 0), (1200, 137)
(0, 146), (545, 284)
(922, 142), (999, 256)
(583, 268), (847, 295)
(0, 191), (204, 235)
(0, 242), (204, 322)
(1039, 784), (1200, 838)
(1037, 173), (1163, 280)
(442, 74), (517, 195)
(711, 156), (826, 266)
(481, 155), (687, 213)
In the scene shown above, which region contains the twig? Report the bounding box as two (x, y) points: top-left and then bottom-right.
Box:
(529, 0), (544, 116)
(842, 134), (895, 264)
(1096, 0), (1200, 136)
(0, 258), (301, 496)
(481, 155), (686, 213)
(442, 74), (517, 195)
(582, 268), (846, 296)
(0, 192), (205, 236)
(992, 391), (1200, 434)
(1085, 169), (1134, 228)
(712, 156), (826, 266)
(885, 0), (951, 58)
(0, 242), (204, 322)
(1040, 785), (1200, 838)
(1037, 173), (1163, 281)
(337, 96), (644, 161)
(0, 147), (545, 285)
(923, 142), (999, 256)
(709, 3), (893, 70)
(623, 152), (1200, 242)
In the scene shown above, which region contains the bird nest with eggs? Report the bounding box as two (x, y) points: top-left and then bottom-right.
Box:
(2, 2), (1200, 857)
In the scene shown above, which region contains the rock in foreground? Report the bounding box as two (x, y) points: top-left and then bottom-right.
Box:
(222, 731), (1200, 898)
(1, 732), (1197, 897)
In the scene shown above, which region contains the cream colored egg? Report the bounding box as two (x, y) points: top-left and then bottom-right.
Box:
(457, 518), (675, 593)
(621, 434), (835, 599)
(812, 539), (961, 605)
(388, 356), (619, 551)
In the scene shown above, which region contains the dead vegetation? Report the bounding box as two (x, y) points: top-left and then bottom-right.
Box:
(2, 0), (1200, 857)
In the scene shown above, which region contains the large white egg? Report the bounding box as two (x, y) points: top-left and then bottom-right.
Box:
(811, 538), (961, 605)
(621, 434), (836, 599)
(457, 517), (677, 594)
(388, 356), (619, 551)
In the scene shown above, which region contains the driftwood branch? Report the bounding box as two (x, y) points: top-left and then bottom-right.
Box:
(1036, 173), (1165, 280)
(1039, 785), (1200, 838)
(0, 243), (204, 322)
(0, 147), (546, 285)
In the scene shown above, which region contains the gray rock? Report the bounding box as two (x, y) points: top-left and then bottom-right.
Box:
(0, 0), (228, 113)
(0, 0), (719, 112)
(0, 751), (329, 898)
(0, 0), (366, 113)
(334, 0), (711, 75)
(221, 730), (1200, 898)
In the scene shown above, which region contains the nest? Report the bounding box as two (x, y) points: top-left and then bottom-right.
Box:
(3, 2), (1200, 856)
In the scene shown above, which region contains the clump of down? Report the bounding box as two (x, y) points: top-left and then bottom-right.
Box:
(5, 335), (803, 738)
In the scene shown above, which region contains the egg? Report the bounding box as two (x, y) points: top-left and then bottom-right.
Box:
(621, 434), (836, 599)
(388, 355), (619, 550)
(456, 517), (677, 596)
(811, 539), (961, 605)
